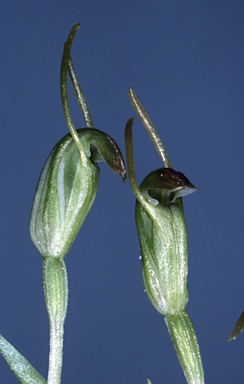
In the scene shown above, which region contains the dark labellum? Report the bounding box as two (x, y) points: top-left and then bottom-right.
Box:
(139, 168), (198, 206)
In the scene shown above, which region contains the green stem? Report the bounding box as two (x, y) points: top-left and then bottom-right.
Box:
(68, 57), (94, 128)
(43, 258), (68, 384)
(164, 311), (204, 384)
(128, 88), (172, 168)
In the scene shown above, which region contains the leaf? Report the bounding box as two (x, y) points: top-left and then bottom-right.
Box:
(0, 335), (47, 383)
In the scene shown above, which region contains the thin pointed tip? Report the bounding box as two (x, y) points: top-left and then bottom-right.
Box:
(128, 87), (134, 97)
(125, 117), (135, 134)
(72, 22), (80, 31)
(120, 163), (127, 183)
(128, 117), (135, 123)
(66, 23), (80, 43)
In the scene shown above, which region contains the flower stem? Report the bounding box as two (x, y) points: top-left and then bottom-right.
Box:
(43, 258), (68, 384)
(164, 310), (204, 384)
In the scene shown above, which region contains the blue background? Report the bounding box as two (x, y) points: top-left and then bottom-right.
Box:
(0, 1), (244, 383)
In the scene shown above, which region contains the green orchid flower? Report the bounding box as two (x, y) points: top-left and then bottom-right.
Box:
(30, 25), (126, 261)
(30, 127), (125, 259)
(125, 88), (204, 384)
(28, 24), (126, 384)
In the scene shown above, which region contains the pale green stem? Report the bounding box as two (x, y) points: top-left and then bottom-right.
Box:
(128, 88), (172, 168)
(164, 311), (204, 384)
(68, 57), (94, 128)
(43, 258), (68, 384)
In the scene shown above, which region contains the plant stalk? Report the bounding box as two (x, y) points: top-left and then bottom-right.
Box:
(43, 258), (68, 384)
(165, 311), (204, 384)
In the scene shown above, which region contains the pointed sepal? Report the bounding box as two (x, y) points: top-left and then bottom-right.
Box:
(228, 311), (244, 341)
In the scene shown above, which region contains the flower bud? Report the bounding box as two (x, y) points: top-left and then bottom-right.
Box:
(136, 168), (197, 315)
(30, 128), (126, 259)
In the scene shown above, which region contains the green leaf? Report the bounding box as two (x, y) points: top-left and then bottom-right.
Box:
(0, 334), (47, 383)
